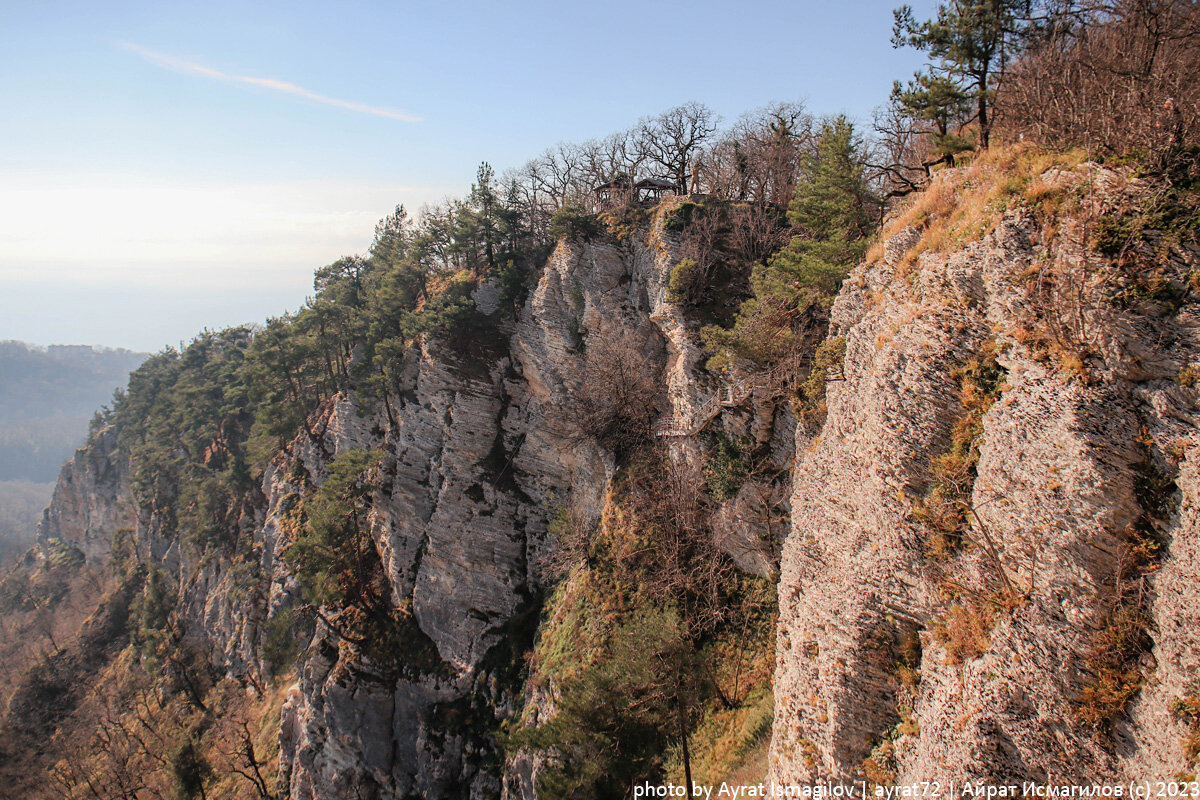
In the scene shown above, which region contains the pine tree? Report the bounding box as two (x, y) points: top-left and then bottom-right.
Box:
(468, 162), (501, 275)
(892, 0), (1032, 148)
(370, 204), (413, 267)
(283, 449), (385, 615)
(891, 71), (974, 161)
(703, 117), (875, 372)
(757, 116), (871, 321)
(508, 607), (699, 800)
(784, 115), (875, 259)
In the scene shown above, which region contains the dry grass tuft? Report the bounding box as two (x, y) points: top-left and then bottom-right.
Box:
(869, 145), (1088, 286)
(912, 341), (1007, 558)
(932, 597), (996, 665)
(1075, 454), (1175, 734)
(1173, 695), (1200, 769)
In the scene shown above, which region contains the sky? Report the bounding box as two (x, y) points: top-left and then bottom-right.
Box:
(0, 0), (934, 353)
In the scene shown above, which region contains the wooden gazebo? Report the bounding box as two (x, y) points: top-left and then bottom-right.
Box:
(594, 176), (635, 208)
(634, 177), (680, 203)
(594, 177), (681, 209)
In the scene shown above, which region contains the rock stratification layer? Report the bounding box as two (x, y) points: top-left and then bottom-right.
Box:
(771, 162), (1200, 784)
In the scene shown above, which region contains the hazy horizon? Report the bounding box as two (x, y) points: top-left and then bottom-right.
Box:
(2, 0), (933, 352)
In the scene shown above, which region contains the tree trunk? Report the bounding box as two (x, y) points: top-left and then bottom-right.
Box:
(978, 74), (991, 149)
(676, 694), (694, 797)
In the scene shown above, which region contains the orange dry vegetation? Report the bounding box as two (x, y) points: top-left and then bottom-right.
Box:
(865, 144), (1088, 280)
(43, 649), (292, 800)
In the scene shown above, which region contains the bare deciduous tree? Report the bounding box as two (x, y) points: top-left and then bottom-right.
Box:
(670, 204), (731, 305)
(621, 450), (736, 640)
(865, 100), (939, 200)
(566, 325), (663, 455)
(215, 715), (275, 800)
(1002, 0), (1200, 154)
(637, 102), (720, 192)
(700, 102), (814, 205)
(727, 202), (793, 267)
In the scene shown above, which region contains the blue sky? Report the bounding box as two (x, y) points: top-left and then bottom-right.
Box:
(0, 0), (933, 352)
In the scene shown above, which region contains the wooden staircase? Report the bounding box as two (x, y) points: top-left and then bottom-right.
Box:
(652, 373), (763, 438)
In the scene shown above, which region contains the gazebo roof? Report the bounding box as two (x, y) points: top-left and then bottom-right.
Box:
(635, 177), (679, 190)
(595, 178), (633, 191)
(595, 176), (680, 192)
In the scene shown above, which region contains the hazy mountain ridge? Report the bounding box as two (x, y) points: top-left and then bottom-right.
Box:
(0, 342), (147, 557)
(0, 341), (148, 483)
(0, 341), (148, 422)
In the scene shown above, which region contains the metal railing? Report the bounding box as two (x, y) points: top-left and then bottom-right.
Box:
(652, 373), (763, 437)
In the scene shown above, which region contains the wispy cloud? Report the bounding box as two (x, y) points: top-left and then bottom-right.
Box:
(119, 41), (422, 122)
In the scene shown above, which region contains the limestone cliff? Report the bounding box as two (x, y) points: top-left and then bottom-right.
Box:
(16, 151), (1200, 799)
(770, 155), (1200, 784)
(19, 199), (790, 799)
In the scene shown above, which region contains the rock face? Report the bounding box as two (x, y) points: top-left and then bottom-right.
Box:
(36, 163), (1200, 796)
(39, 424), (135, 563)
(771, 164), (1200, 784)
(256, 245), (644, 798)
(34, 201), (792, 799)
(271, 212), (796, 797)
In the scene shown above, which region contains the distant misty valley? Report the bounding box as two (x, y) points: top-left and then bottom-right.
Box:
(0, 341), (146, 556)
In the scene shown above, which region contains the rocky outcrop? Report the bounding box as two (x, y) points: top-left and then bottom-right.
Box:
(38, 424), (135, 563)
(29, 198), (797, 799)
(267, 205), (798, 797)
(771, 163), (1200, 784)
